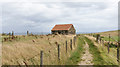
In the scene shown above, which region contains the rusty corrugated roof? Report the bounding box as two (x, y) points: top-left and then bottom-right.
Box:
(51, 24), (73, 31)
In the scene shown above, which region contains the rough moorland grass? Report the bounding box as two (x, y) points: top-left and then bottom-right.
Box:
(84, 36), (107, 65)
(2, 35), (74, 65)
(2, 36), (37, 45)
(65, 36), (85, 65)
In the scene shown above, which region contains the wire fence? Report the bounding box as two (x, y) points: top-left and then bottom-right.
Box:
(90, 34), (120, 64)
(13, 36), (77, 67)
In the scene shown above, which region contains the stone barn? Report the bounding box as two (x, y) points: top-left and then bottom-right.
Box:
(51, 24), (76, 35)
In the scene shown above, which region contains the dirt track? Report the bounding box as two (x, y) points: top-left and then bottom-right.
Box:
(79, 41), (93, 65)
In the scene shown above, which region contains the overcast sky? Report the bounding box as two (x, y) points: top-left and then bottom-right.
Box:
(0, 0), (119, 33)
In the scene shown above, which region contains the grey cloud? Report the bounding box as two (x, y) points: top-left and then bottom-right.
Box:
(61, 2), (107, 9)
(22, 14), (56, 23)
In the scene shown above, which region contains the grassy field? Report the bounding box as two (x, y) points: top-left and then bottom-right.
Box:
(101, 36), (118, 42)
(98, 30), (119, 42)
(1, 30), (120, 65)
(97, 30), (119, 65)
(97, 30), (118, 36)
(85, 35), (119, 65)
(2, 34), (79, 65)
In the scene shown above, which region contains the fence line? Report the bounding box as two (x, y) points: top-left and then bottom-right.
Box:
(91, 34), (120, 63)
(15, 36), (77, 65)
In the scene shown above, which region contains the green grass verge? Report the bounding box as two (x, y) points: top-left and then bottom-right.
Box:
(65, 36), (85, 65)
(102, 36), (118, 42)
(84, 36), (107, 65)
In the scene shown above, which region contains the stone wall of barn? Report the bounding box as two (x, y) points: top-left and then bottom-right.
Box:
(68, 25), (76, 34)
(52, 30), (68, 35)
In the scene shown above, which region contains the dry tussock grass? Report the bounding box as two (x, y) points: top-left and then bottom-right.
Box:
(2, 34), (76, 65)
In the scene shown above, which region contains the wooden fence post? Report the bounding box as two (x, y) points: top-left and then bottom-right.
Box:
(70, 39), (72, 50)
(100, 37), (101, 44)
(108, 42), (110, 54)
(12, 31), (14, 39)
(109, 34), (111, 43)
(108, 34), (110, 54)
(58, 44), (60, 61)
(117, 42), (120, 63)
(74, 36), (76, 46)
(96, 34), (100, 43)
(66, 40), (67, 53)
(12, 31), (14, 36)
(27, 31), (29, 36)
(40, 51), (43, 67)
(23, 61), (28, 67)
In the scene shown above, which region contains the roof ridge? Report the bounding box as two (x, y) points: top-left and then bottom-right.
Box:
(56, 24), (72, 25)
(51, 24), (73, 31)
